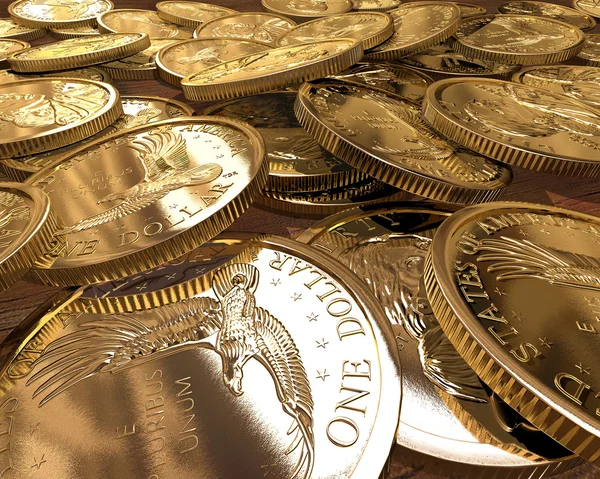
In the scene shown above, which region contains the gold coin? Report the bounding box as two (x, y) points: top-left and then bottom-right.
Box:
(48, 25), (100, 40)
(261, 0), (353, 23)
(0, 78), (121, 159)
(453, 14), (586, 65)
(0, 17), (45, 41)
(498, 1), (596, 30)
(296, 81), (512, 204)
(181, 39), (363, 101)
(298, 201), (584, 478)
(276, 12), (394, 50)
(8, 0), (113, 29)
(0, 66), (111, 85)
(452, 2), (487, 18)
(0, 38), (29, 68)
(573, 0), (600, 18)
(156, 38), (273, 87)
(0, 234), (401, 479)
(98, 9), (194, 39)
(193, 12), (296, 46)
(364, 2), (462, 61)
(204, 91), (365, 192)
(101, 38), (178, 81)
(7, 33), (150, 73)
(1, 95), (194, 182)
(351, 0), (401, 12)
(26, 117), (267, 286)
(424, 201), (600, 465)
(578, 33), (600, 66)
(513, 65), (600, 109)
(422, 78), (600, 177)
(156, 1), (237, 28)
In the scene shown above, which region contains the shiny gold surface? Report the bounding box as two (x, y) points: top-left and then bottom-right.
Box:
(7, 33), (151, 73)
(156, 1), (237, 28)
(0, 235), (401, 479)
(295, 81), (512, 204)
(26, 117), (267, 286)
(365, 2), (462, 61)
(276, 12), (394, 50)
(193, 12), (296, 45)
(48, 25), (100, 40)
(181, 39), (363, 101)
(0, 38), (28, 66)
(0, 17), (44, 41)
(351, 0), (401, 12)
(425, 201), (600, 465)
(8, 0), (113, 28)
(422, 78), (600, 177)
(453, 14), (586, 65)
(0, 66), (111, 84)
(101, 38), (178, 81)
(573, 0), (600, 18)
(261, 0), (353, 23)
(453, 2), (488, 17)
(0, 78), (122, 159)
(498, 1), (596, 29)
(156, 38), (273, 87)
(98, 9), (194, 39)
(578, 33), (600, 66)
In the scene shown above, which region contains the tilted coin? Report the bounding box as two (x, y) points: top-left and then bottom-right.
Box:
(0, 17), (44, 41)
(498, 1), (596, 30)
(181, 40), (363, 101)
(0, 95), (194, 182)
(295, 81), (512, 204)
(298, 202), (583, 478)
(573, 0), (600, 18)
(48, 25), (100, 40)
(328, 62), (434, 103)
(261, 0), (353, 23)
(7, 33), (150, 73)
(0, 66), (111, 85)
(424, 201), (600, 465)
(204, 92), (364, 192)
(0, 78), (121, 159)
(0, 39), (29, 68)
(452, 14), (586, 65)
(351, 0), (401, 12)
(26, 117), (267, 286)
(193, 12), (296, 46)
(156, 38), (273, 87)
(422, 78), (600, 177)
(277, 12), (394, 50)
(578, 33), (600, 66)
(156, 1), (237, 28)
(452, 2), (487, 18)
(0, 234), (401, 479)
(101, 38), (178, 81)
(8, 0), (113, 28)
(364, 2), (462, 61)
(98, 9), (194, 40)
(513, 65), (600, 109)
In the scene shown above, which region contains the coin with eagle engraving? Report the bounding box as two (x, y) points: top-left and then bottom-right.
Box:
(8, 0), (113, 28)
(98, 9), (194, 39)
(261, 0), (353, 23)
(0, 17), (44, 41)
(156, 1), (236, 28)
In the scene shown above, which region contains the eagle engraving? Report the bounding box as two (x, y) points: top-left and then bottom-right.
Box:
(27, 263), (315, 479)
(0, 192), (30, 229)
(56, 130), (223, 236)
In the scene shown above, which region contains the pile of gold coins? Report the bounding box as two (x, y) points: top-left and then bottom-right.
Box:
(0, 0), (599, 478)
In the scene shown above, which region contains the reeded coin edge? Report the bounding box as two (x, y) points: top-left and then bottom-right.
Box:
(8, 0), (114, 29)
(48, 28), (100, 40)
(102, 62), (158, 80)
(156, 1), (237, 28)
(0, 23), (45, 42)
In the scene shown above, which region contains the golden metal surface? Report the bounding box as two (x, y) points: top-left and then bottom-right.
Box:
(26, 117), (267, 286)
(513, 65), (600, 109)
(351, 0), (401, 12)
(8, 0), (113, 28)
(424, 201), (600, 465)
(204, 91), (364, 193)
(48, 25), (99, 40)
(498, 1), (596, 29)
(297, 202), (583, 478)
(193, 12), (296, 45)
(0, 38), (29, 67)
(0, 234), (401, 479)
(7, 33), (151, 73)
(364, 2), (462, 61)
(0, 95), (195, 182)
(0, 78), (122, 159)
(181, 39), (363, 101)
(295, 81), (512, 204)
(0, 17), (44, 41)
(276, 12), (394, 50)
(453, 14), (586, 65)
(101, 38), (178, 81)
(156, 1), (237, 28)
(0, 66), (111, 85)
(573, 0), (600, 18)
(98, 9), (194, 39)
(156, 38), (273, 87)
(453, 2), (487, 17)
(422, 78), (600, 177)
(261, 0), (353, 23)
(578, 33), (600, 66)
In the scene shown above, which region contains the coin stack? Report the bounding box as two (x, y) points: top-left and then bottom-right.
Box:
(0, 0), (599, 478)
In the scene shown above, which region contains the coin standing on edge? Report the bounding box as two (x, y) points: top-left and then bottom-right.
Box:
(0, 66), (111, 85)
(578, 33), (600, 66)
(352, 0), (401, 11)
(0, 17), (44, 41)
(261, 0), (353, 23)
(156, 1), (237, 28)
(98, 9), (193, 39)
(8, 0), (113, 28)
(101, 38), (178, 81)
(498, 1), (596, 30)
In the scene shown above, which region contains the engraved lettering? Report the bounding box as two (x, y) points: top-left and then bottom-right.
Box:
(326, 417), (359, 447)
(554, 373), (591, 406)
(337, 318), (366, 340)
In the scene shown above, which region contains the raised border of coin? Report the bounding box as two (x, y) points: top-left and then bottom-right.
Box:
(498, 1), (596, 30)
(352, 0), (402, 12)
(0, 17), (45, 41)
(156, 1), (237, 28)
(100, 38), (177, 81)
(261, 0), (354, 23)
(48, 25), (100, 40)
(8, 0), (114, 29)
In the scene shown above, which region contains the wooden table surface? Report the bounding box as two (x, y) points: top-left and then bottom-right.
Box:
(1, 0), (599, 478)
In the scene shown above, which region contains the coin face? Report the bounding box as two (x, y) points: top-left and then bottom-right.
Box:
(351, 0), (401, 11)
(453, 14), (586, 65)
(498, 1), (596, 30)
(573, 0), (600, 18)
(48, 25), (100, 40)
(452, 2), (487, 18)
(7, 33), (150, 73)
(8, 0), (113, 28)
(578, 34), (600, 66)
(194, 13), (296, 45)
(296, 81), (512, 204)
(98, 9), (193, 39)
(261, 0), (353, 22)
(365, 2), (462, 60)
(181, 40), (363, 101)
(156, 38), (273, 86)
(0, 78), (121, 159)
(422, 78), (600, 177)
(101, 38), (178, 80)
(0, 17), (44, 41)
(0, 38), (29, 66)
(0, 66), (111, 84)
(156, 1), (236, 28)
(425, 201), (600, 465)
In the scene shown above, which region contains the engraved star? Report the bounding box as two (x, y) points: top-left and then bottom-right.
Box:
(169, 203), (178, 210)
(31, 454), (46, 470)
(540, 228), (551, 235)
(143, 216), (154, 222)
(166, 273), (177, 280)
(30, 422), (40, 435)
(576, 363), (591, 375)
(512, 311), (523, 322)
(539, 337), (554, 349)
(270, 278), (281, 287)
(195, 267), (206, 275)
(307, 312), (318, 322)
(89, 227), (99, 236)
(316, 369), (330, 381)
(116, 223), (126, 231)
(518, 229), (529, 236)
(261, 463), (278, 477)
(136, 282), (148, 292)
(494, 287), (507, 296)
(291, 292), (302, 302)
(316, 338), (329, 349)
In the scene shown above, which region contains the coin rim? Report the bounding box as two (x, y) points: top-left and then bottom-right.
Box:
(0, 18), (45, 41)
(8, 0), (114, 28)
(261, 0), (353, 23)
(578, 34), (600, 66)
(97, 8), (183, 39)
(351, 0), (402, 13)
(156, 0), (237, 28)
(573, 0), (600, 19)
(497, 0), (596, 30)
